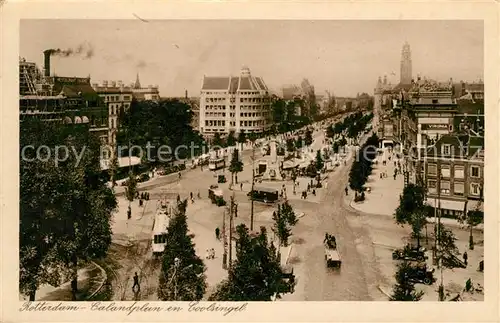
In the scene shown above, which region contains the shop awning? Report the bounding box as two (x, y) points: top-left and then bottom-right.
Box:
(100, 156), (142, 170)
(426, 199), (465, 211)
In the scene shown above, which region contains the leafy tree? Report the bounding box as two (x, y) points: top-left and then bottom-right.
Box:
(390, 261), (424, 301)
(394, 184), (426, 225)
(20, 120), (67, 301)
(285, 101), (297, 121)
(208, 225), (294, 301)
(158, 200), (207, 300)
(271, 99), (286, 123)
(238, 131), (246, 144)
(125, 171), (137, 203)
(348, 133), (378, 192)
(20, 120), (117, 300)
(212, 132), (224, 149)
(304, 128), (313, 146)
(272, 202), (298, 247)
(436, 223), (458, 257)
(228, 149), (243, 185)
(410, 209), (427, 249)
(118, 98), (206, 164)
(315, 150), (324, 171)
(227, 131), (236, 147)
(286, 138), (295, 153)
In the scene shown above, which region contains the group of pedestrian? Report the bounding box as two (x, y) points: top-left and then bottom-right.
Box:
(205, 248), (216, 259)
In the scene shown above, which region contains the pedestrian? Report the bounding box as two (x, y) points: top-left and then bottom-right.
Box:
(178, 172), (181, 179)
(215, 227), (220, 240)
(139, 199), (143, 207)
(127, 206), (131, 220)
(190, 192), (193, 200)
(380, 173), (383, 179)
(312, 189), (316, 196)
(345, 187), (348, 195)
(463, 251), (468, 266)
(197, 190), (201, 199)
(132, 272), (140, 292)
(240, 183), (243, 191)
(393, 173), (396, 180)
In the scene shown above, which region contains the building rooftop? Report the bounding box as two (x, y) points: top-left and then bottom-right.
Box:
(425, 134), (484, 159)
(51, 77), (100, 101)
(201, 67), (268, 93)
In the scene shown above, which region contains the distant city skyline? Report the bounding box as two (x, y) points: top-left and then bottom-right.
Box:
(20, 20), (483, 97)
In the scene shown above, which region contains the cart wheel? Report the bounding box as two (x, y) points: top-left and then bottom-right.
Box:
(424, 277), (432, 285)
(417, 255), (425, 261)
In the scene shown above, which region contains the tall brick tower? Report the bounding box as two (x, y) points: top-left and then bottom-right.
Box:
(400, 42), (412, 85)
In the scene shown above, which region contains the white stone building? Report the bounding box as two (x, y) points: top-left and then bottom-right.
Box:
(199, 66), (271, 137)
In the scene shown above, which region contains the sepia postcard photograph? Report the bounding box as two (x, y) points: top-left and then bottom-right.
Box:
(1, 1), (499, 322)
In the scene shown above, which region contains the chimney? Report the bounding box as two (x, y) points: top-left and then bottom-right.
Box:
(43, 50), (51, 77)
(185, 90), (188, 99)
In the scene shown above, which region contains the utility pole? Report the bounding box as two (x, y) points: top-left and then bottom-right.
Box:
(222, 209), (227, 269)
(436, 166), (444, 301)
(250, 140), (255, 231)
(229, 193), (235, 267)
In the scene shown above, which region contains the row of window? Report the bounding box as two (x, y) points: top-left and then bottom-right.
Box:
(204, 104), (270, 110)
(103, 95), (131, 102)
(204, 120), (266, 128)
(427, 164), (481, 178)
(427, 180), (481, 196)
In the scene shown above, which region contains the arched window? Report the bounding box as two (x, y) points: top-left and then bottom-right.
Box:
(74, 116), (82, 124)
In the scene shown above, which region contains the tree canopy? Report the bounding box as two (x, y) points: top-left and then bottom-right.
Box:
(390, 261), (424, 301)
(158, 200), (207, 301)
(20, 119), (117, 300)
(394, 184), (426, 225)
(208, 225), (295, 301)
(228, 149), (244, 184)
(117, 98), (206, 164)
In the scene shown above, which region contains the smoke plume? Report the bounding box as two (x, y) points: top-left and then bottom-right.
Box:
(46, 42), (95, 59)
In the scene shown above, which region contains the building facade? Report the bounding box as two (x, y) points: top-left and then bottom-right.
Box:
(423, 134), (484, 218)
(19, 57), (109, 145)
(92, 81), (134, 147)
(199, 66), (271, 137)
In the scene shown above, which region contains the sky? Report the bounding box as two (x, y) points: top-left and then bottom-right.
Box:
(20, 20), (483, 97)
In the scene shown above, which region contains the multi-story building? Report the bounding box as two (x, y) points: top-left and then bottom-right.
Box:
(19, 56), (109, 144)
(92, 81), (134, 147)
(199, 66), (271, 137)
(423, 133), (484, 218)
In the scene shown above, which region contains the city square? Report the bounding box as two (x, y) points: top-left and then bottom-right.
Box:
(17, 20), (485, 304)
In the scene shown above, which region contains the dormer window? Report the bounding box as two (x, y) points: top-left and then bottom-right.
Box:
(442, 144), (451, 156)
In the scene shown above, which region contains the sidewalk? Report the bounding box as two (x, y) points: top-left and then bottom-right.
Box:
(22, 261), (106, 301)
(347, 150), (404, 217)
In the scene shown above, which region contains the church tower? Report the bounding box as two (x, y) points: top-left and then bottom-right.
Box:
(400, 42), (412, 85)
(134, 73), (141, 89)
